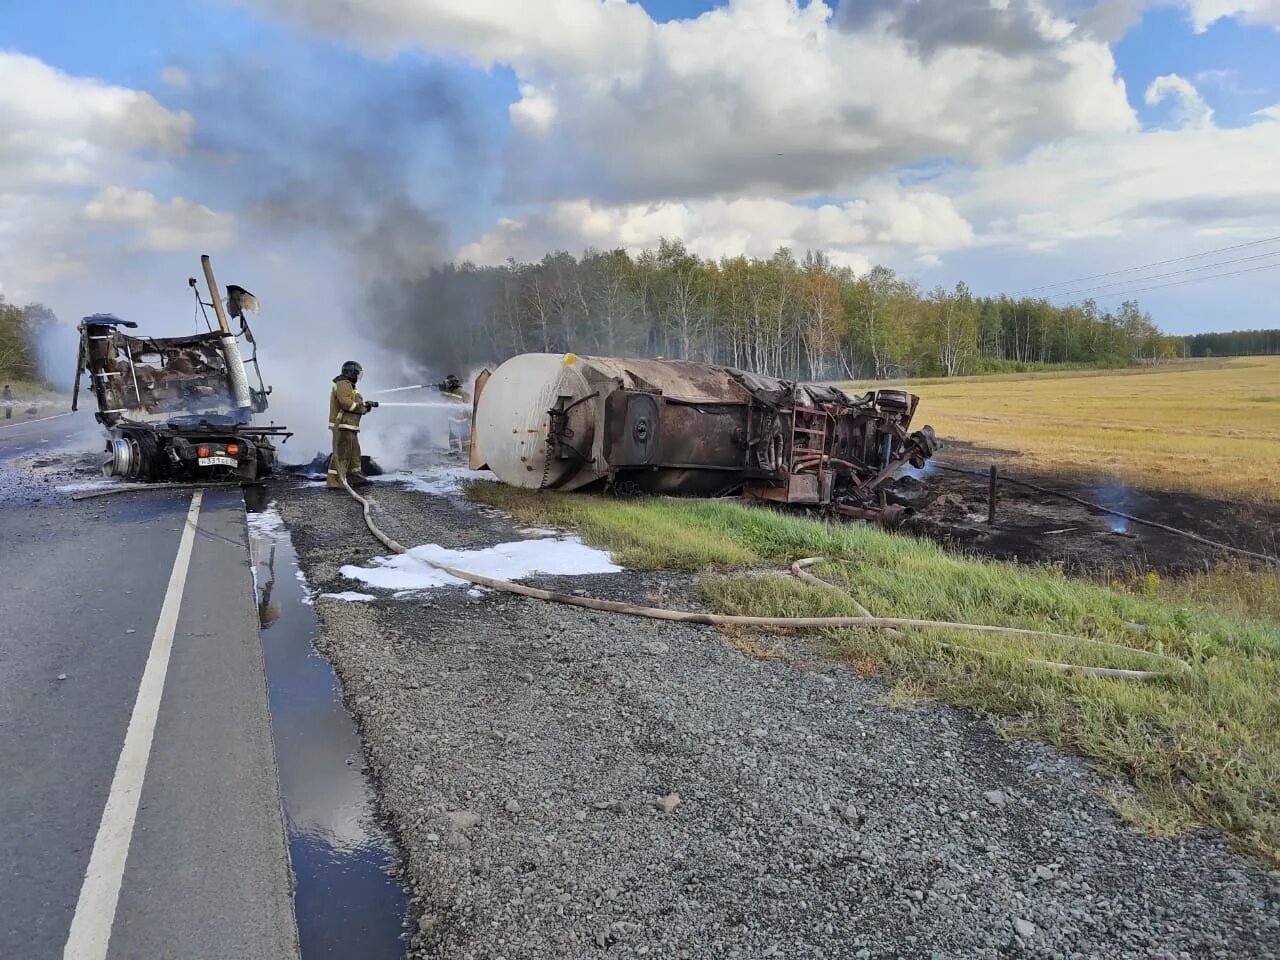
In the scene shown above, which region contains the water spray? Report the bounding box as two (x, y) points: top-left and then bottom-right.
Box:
(375, 401), (466, 409)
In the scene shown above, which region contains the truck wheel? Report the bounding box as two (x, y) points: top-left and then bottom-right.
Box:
(131, 431), (160, 481)
(256, 441), (277, 479)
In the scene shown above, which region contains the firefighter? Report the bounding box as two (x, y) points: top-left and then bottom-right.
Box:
(2, 385), (12, 421)
(437, 373), (464, 400)
(328, 360), (375, 489)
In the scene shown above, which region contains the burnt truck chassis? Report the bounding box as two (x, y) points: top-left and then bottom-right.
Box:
(96, 411), (291, 483)
(73, 262), (291, 483)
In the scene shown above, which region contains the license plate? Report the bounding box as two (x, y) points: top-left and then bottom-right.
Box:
(198, 456), (237, 467)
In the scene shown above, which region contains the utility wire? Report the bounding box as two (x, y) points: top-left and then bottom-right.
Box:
(1015, 234), (1280, 295)
(1084, 259), (1280, 301)
(1047, 250), (1280, 300)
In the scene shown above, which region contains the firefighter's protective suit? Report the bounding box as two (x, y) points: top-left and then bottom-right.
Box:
(328, 369), (368, 488)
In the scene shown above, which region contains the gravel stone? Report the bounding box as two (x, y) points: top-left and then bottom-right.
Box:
(277, 480), (1280, 960)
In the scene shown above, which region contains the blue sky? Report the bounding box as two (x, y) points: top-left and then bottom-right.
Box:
(2, 0), (1278, 338)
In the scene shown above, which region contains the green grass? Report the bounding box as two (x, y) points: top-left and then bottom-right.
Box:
(0, 380), (65, 424)
(468, 480), (1280, 863)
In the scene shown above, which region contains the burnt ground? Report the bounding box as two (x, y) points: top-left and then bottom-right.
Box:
(893, 441), (1280, 576)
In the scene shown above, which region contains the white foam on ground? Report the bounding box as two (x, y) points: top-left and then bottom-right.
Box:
(339, 537), (621, 593)
(294, 566), (314, 604)
(55, 479), (120, 494)
(517, 527), (558, 538)
(372, 464), (495, 497)
(319, 591), (378, 603)
(245, 504), (288, 538)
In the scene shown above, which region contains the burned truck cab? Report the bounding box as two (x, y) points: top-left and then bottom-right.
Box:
(73, 257), (291, 482)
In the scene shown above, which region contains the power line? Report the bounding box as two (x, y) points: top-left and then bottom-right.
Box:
(1015, 234), (1280, 295)
(1086, 259), (1280, 301)
(1048, 250), (1280, 300)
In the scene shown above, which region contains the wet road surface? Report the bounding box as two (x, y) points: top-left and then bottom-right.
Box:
(0, 419), (300, 958)
(0, 410), (98, 461)
(246, 492), (409, 958)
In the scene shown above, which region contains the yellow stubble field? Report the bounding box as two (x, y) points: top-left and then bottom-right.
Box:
(852, 357), (1280, 502)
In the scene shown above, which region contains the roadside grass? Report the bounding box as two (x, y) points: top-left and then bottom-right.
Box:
(1141, 565), (1280, 626)
(0, 380), (65, 424)
(468, 480), (1280, 862)
(838, 356), (1280, 502)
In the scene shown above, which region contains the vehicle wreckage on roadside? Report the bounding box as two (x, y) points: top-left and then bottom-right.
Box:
(469, 353), (938, 525)
(73, 256), (292, 482)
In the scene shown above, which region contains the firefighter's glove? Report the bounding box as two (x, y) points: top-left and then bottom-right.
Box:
(364, 401), (379, 414)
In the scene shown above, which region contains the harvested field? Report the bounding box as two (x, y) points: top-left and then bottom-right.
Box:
(842, 357), (1280, 502)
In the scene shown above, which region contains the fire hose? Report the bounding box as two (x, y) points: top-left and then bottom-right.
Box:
(337, 473), (1190, 681)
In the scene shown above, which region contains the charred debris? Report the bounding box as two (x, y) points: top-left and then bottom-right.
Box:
(470, 353), (938, 526)
(73, 256), (291, 483)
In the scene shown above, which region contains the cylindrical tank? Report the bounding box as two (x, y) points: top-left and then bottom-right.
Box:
(473, 352), (758, 494)
(473, 353), (598, 490)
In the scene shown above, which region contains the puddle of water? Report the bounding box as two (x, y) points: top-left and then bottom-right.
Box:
(244, 490), (408, 959)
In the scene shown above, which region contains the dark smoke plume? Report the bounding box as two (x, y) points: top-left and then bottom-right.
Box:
(180, 48), (492, 374)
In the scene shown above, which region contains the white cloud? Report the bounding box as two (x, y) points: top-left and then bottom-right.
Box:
(0, 51), (192, 189)
(246, 0), (656, 71)
(510, 82), (557, 132)
(1145, 73), (1214, 128)
(1075, 1), (1280, 36)
(1182, 0), (1280, 30)
(458, 186), (972, 271)
(955, 97), (1280, 250)
(0, 52), (218, 299)
(83, 186), (237, 252)
(249, 0), (1137, 203)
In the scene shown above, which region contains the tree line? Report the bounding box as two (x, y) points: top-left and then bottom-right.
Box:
(375, 240), (1182, 381)
(1184, 329), (1280, 358)
(0, 296), (47, 384)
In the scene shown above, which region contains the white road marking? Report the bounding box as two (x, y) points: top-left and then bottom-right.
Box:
(63, 492), (204, 960)
(0, 411), (73, 429)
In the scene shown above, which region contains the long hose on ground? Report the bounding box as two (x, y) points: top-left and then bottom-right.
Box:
(71, 481), (245, 501)
(337, 475), (1189, 681)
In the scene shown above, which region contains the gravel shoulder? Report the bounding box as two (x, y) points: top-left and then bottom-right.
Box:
(275, 478), (1280, 960)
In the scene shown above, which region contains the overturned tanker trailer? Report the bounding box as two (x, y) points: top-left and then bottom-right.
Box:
(469, 353), (938, 525)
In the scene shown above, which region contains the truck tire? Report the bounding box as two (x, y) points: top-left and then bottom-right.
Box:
(129, 430), (161, 481)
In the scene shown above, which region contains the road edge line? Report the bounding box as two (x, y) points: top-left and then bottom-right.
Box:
(63, 491), (204, 960)
(0, 411), (72, 429)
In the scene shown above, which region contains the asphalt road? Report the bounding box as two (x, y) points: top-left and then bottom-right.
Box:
(0, 410), (100, 461)
(0, 417), (300, 959)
